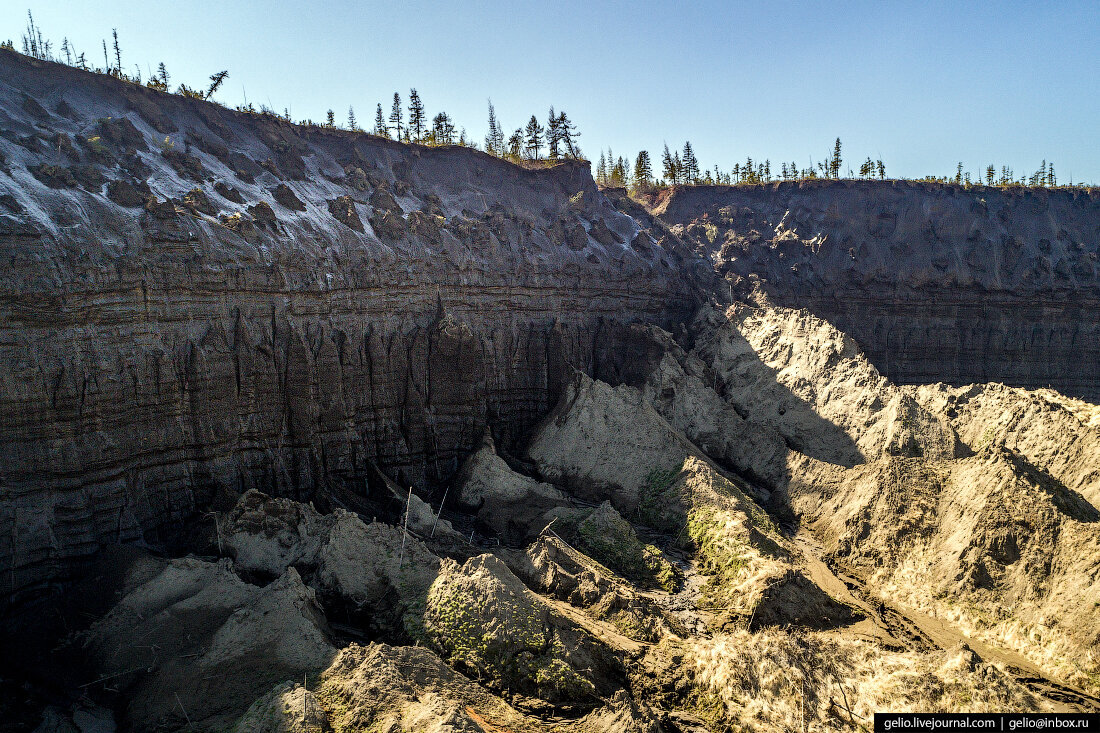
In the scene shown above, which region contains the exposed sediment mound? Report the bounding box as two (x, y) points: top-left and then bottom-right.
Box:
(527, 371), (855, 630)
(220, 490), (441, 635)
(83, 559), (335, 731)
(913, 381), (1100, 508)
(422, 553), (622, 707)
(789, 445), (1100, 693)
(455, 431), (569, 543)
(680, 303), (1100, 695)
(691, 303), (961, 467)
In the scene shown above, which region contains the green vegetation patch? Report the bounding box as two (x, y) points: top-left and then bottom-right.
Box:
(556, 501), (682, 593)
(635, 465), (686, 533)
(422, 569), (594, 702)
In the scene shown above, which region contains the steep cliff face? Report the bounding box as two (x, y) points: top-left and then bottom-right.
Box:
(649, 181), (1100, 400)
(0, 51), (704, 606)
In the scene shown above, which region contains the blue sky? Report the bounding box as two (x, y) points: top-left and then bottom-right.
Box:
(4, 0), (1098, 182)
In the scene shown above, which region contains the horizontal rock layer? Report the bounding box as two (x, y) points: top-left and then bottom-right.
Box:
(0, 51), (701, 607)
(650, 180), (1100, 400)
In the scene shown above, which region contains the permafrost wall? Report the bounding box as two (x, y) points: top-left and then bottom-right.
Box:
(654, 180), (1100, 400)
(0, 51), (703, 605)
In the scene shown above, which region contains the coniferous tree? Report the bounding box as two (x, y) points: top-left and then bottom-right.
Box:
(157, 62), (169, 88)
(206, 70), (229, 99)
(408, 89), (425, 142)
(661, 144), (676, 184)
(112, 29), (122, 77)
(611, 156), (628, 187)
(558, 111), (579, 158)
(507, 129), (523, 158)
(432, 112), (455, 145)
(877, 160), (886, 180)
(830, 138), (842, 179)
(986, 165), (995, 186)
(389, 93), (403, 140)
(61, 37), (72, 65)
(596, 151), (608, 185)
(682, 142), (700, 183)
(633, 150), (653, 190)
(22, 11), (41, 60)
(326, 109), (336, 128)
(485, 101), (505, 156)
(374, 104), (389, 138)
(547, 107), (562, 160)
(347, 106), (357, 131)
(524, 115), (544, 159)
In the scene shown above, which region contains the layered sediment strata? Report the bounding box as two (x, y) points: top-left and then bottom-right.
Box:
(0, 50), (703, 606)
(649, 180), (1100, 400)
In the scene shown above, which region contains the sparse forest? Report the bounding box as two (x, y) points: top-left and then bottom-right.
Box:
(2, 9), (1091, 191)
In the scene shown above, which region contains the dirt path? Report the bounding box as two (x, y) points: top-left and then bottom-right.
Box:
(794, 532), (1100, 713)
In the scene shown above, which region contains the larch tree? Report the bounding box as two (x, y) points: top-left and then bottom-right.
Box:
(831, 138), (842, 179)
(485, 100), (505, 156)
(112, 29), (122, 76)
(408, 89), (425, 142)
(347, 106), (358, 131)
(661, 144), (677, 184)
(558, 111), (579, 158)
(374, 104), (389, 138)
(524, 115), (544, 160)
(682, 142), (700, 183)
(633, 150), (653, 190)
(507, 129), (523, 159)
(206, 70), (229, 99)
(389, 93), (403, 140)
(432, 112), (455, 145)
(547, 106), (561, 160)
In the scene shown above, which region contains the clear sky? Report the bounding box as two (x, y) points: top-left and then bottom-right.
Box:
(4, 0), (1098, 183)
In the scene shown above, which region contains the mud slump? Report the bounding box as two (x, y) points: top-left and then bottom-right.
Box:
(9, 302), (1100, 731)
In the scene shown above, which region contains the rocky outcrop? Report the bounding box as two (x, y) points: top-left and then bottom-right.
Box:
(789, 445), (1100, 694)
(912, 381), (1100, 508)
(423, 553), (622, 706)
(454, 431), (569, 542)
(0, 50), (702, 608)
(526, 372), (854, 629)
(82, 558), (336, 731)
(219, 490), (441, 634)
(649, 180), (1100, 401)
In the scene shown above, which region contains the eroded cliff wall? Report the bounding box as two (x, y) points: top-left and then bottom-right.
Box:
(651, 180), (1100, 399)
(0, 51), (703, 605)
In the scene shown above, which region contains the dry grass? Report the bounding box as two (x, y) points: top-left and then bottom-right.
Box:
(689, 628), (1047, 732)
